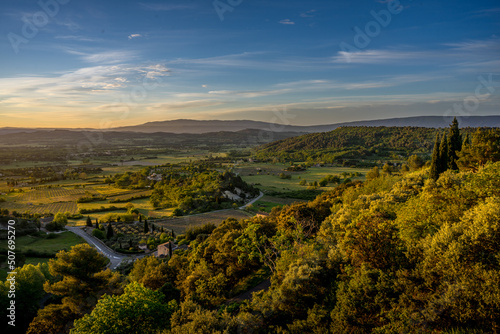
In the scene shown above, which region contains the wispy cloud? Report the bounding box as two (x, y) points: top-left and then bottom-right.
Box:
(64, 49), (138, 64)
(0, 63), (170, 105)
(472, 7), (500, 17)
(275, 79), (329, 87)
(332, 49), (428, 64)
(147, 100), (223, 111)
(208, 89), (291, 98)
(275, 74), (443, 91)
(54, 18), (81, 31)
(300, 10), (316, 18)
(279, 19), (295, 25)
(445, 38), (500, 51)
(128, 34), (143, 40)
(333, 38), (500, 66)
(55, 35), (100, 42)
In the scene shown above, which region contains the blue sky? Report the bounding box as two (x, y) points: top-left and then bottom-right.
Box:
(0, 0), (499, 128)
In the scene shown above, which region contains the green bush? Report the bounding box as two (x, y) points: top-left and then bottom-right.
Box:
(92, 229), (106, 240)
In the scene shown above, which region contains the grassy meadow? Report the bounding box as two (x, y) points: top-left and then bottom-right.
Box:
(235, 162), (370, 192)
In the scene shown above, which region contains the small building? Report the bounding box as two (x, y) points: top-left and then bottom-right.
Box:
(157, 241), (174, 258)
(157, 242), (188, 258)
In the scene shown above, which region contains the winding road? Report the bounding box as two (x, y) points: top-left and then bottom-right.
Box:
(66, 192), (264, 269)
(66, 226), (139, 269)
(239, 191), (264, 209)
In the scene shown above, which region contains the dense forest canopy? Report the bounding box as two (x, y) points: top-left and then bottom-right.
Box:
(149, 168), (259, 214)
(4, 160), (498, 333)
(2, 122), (500, 333)
(254, 126), (483, 164)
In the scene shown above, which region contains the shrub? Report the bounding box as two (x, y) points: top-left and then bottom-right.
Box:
(92, 229), (106, 240)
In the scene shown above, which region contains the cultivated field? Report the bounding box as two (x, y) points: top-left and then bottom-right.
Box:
(235, 163), (370, 192)
(247, 195), (307, 213)
(0, 201), (78, 215)
(155, 209), (253, 234)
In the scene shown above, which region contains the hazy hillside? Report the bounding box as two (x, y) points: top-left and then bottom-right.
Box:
(2, 116), (499, 135)
(0, 129), (303, 147)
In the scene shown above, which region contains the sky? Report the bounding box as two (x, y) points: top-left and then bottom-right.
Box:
(0, 0), (499, 128)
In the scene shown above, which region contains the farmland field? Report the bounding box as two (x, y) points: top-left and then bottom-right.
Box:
(246, 195), (307, 213)
(155, 209), (254, 234)
(0, 201), (78, 215)
(235, 163), (370, 192)
(0, 231), (85, 254)
(19, 187), (99, 202)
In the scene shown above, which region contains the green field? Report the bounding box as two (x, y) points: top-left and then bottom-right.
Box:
(0, 231), (85, 254)
(0, 232), (86, 280)
(235, 163), (370, 192)
(246, 195), (306, 213)
(155, 209), (253, 234)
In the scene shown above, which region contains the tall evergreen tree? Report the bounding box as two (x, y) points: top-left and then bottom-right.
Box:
(429, 133), (441, 181)
(86, 216), (92, 227)
(106, 223), (114, 239)
(95, 219), (99, 229)
(171, 229), (175, 239)
(168, 241), (173, 259)
(439, 132), (449, 174)
(447, 117), (461, 170)
(144, 220), (149, 233)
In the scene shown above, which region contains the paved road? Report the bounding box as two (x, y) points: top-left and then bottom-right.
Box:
(239, 191), (264, 209)
(66, 226), (136, 270)
(67, 192), (264, 269)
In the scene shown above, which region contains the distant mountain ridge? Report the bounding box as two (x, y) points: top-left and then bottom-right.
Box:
(1, 115), (499, 135)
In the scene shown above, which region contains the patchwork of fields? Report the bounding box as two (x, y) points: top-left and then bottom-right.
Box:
(0, 162), (369, 230)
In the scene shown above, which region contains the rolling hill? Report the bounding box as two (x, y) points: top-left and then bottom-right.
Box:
(2, 115), (499, 135)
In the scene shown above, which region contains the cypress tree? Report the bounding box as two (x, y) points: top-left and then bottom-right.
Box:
(151, 224), (155, 232)
(106, 223), (114, 239)
(447, 117), (461, 170)
(168, 241), (173, 259)
(171, 229), (175, 239)
(144, 220), (149, 233)
(86, 216), (92, 227)
(95, 219), (99, 229)
(439, 132), (449, 174)
(429, 133), (441, 181)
